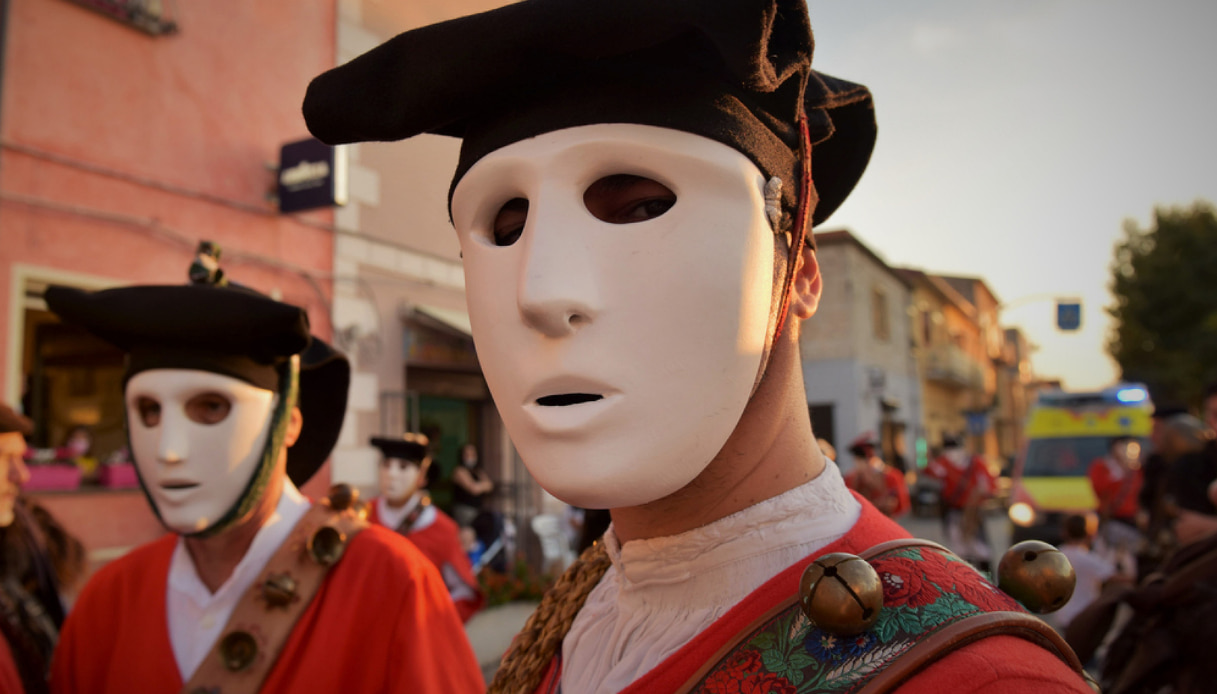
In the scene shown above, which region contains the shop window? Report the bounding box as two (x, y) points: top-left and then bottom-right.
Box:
(21, 306), (129, 489)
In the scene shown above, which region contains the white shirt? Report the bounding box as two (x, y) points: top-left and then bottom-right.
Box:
(166, 481), (311, 680)
(561, 462), (861, 694)
(375, 492), (437, 533)
(1053, 542), (1116, 629)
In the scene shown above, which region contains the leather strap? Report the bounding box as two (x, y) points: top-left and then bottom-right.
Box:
(180, 502), (366, 693)
(856, 611), (1084, 693)
(395, 493), (432, 536)
(674, 539), (954, 693)
(676, 538), (1085, 693)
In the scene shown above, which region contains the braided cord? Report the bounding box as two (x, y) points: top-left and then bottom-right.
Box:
(488, 542), (613, 694)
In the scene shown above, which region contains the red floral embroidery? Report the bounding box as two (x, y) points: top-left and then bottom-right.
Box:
(741, 673), (797, 694)
(876, 556), (940, 608)
(919, 549), (1020, 612)
(729, 648), (763, 675)
(701, 669), (744, 694)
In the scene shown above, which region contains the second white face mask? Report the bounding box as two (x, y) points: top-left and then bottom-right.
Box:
(126, 369), (277, 534)
(379, 459), (421, 503)
(452, 124), (776, 509)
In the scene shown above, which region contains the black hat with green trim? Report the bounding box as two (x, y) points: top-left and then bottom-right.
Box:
(44, 267), (349, 536)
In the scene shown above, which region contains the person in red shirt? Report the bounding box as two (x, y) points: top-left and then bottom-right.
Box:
(44, 255), (482, 693)
(366, 433), (484, 622)
(1087, 436), (1144, 554)
(843, 434), (910, 518)
(924, 436), (996, 569)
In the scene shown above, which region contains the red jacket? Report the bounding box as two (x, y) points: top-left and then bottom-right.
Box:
(51, 524), (483, 694)
(1087, 457), (1142, 521)
(925, 453), (994, 510)
(367, 498), (485, 622)
(844, 464), (911, 517)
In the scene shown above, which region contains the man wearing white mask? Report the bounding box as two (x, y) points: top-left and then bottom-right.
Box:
(44, 260), (482, 693)
(304, 0), (1091, 692)
(367, 434), (484, 622)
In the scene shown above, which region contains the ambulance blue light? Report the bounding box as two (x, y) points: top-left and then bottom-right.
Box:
(1116, 387), (1148, 403)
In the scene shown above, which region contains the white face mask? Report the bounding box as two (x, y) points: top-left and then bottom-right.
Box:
(452, 124), (776, 509)
(126, 369), (277, 534)
(379, 459), (422, 504)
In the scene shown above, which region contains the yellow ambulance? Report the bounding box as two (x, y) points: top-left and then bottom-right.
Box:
(1007, 384), (1152, 544)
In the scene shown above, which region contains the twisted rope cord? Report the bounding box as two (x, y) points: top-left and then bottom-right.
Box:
(488, 542), (613, 694)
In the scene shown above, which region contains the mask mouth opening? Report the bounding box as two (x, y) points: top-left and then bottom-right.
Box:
(536, 393), (603, 407)
(160, 481), (200, 490)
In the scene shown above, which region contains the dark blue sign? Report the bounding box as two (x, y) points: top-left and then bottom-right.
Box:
(966, 412), (989, 436)
(278, 138), (347, 214)
(1056, 300), (1082, 331)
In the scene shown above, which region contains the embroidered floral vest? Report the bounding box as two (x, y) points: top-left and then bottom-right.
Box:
(683, 540), (1078, 694)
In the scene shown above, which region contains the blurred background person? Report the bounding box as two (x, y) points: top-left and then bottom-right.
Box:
(1088, 436), (1144, 557)
(1138, 411), (1210, 576)
(1, 402), (84, 694)
(1169, 383), (1217, 547)
(925, 435), (995, 570)
(367, 434), (484, 622)
(843, 433), (909, 518)
(451, 443), (493, 528)
(1051, 514), (1128, 635)
(815, 438), (837, 463)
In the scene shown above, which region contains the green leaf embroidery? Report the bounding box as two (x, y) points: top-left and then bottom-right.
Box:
(752, 632), (778, 650)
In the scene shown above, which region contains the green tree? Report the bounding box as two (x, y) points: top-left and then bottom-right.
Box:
(1107, 201), (1217, 408)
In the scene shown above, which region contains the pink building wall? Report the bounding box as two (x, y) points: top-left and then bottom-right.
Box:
(1, 0), (338, 566)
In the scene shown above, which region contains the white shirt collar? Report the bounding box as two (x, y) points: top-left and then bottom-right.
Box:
(375, 492), (436, 532)
(562, 462), (861, 693)
(166, 481), (311, 680)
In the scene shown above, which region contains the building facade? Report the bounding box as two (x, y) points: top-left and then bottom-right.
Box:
(1, 0), (337, 570)
(801, 230), (921, 472)
(327, 0), (552, 549)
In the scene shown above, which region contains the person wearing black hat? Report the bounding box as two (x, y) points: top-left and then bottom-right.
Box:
(304, 1), (1088, 692)
(43, 259), (482, 692)
(368, 433), (484, 622)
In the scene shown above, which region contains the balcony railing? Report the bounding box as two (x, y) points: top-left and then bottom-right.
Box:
(924, 343), (985, 390)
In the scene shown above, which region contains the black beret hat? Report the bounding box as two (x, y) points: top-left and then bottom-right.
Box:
(370, 434), (430, 464)
(44, 284), (349, 486)
(0, 403), (32, 436)
(303, 0), (876, 231)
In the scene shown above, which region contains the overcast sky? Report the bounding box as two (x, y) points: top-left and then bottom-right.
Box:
(808, 0), (1217, 390)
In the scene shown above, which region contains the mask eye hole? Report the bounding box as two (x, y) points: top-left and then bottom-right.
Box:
(492, 198), (529, 246)
(184, 392), (232, 425)
(584, 174), (676, 224)
(135, 397), (162, 428)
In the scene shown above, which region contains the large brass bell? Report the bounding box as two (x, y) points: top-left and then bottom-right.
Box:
(997, 540), (1076, 614)
(799, 552), (884, 636)
(308, 525), (348, 567)
(327, 483), (358, 512)
(218, 630), (258, 672)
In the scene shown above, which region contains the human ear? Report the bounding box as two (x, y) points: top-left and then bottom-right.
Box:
(789, 244), (822, 320)
(284, 407), (304, 447)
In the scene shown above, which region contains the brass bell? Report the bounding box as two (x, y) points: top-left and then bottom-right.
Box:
(799, 552), (884, 636)
(308, 525), (347, 567)
(261, 571), (298, 609)
(218, 630), (258, 672)
(997, 540), (1076, 614)
(327, 483), (358, 511)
